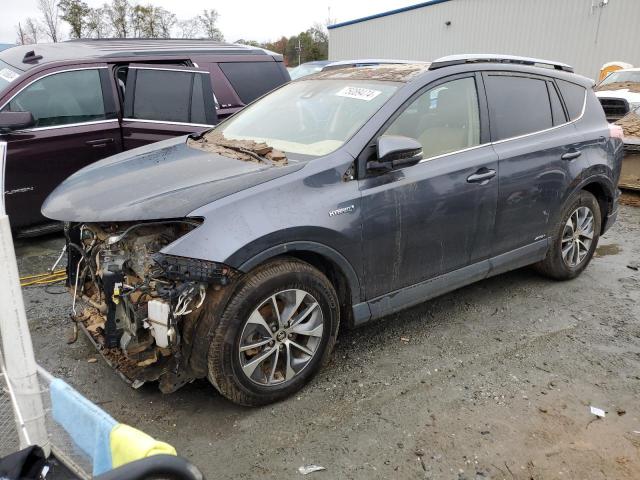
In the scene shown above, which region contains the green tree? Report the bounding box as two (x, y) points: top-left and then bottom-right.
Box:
(105, 0), (130, 38)
(59, 0), (90, 39)
(130, 4), (151, 37)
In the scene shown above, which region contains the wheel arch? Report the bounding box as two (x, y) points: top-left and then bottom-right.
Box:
(578, 177), (615, 234)
(554, 173), (615, 237)
(238, 241), (362, 309)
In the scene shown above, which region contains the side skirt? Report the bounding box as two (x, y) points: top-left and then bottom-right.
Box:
(352, 239), (549, 327)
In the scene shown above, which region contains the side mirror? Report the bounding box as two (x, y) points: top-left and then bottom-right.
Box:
(0, 111), (34, 132)
(368, 135), (423, 171)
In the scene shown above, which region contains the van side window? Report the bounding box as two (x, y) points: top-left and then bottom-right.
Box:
(557, 79), (586, 120)
(1, 69), (106, 128)
(219, 62), (286, 104)
(485, 75), (553, 140)
(383, 77), (480, 159)
(132, 69), (192, 123)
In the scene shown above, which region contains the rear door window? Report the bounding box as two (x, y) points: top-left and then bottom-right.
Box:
(557, 80), (586, 120)
(124, 66), (215, 124)
(484, 74), (553, 141)
(219, 62), (286, 104)
(1, 69), (106, 128)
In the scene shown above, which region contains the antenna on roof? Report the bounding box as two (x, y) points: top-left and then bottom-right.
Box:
(22, 50), (43, 64)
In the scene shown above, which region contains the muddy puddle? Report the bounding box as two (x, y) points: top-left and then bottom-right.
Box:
(596, 243), (622, 257)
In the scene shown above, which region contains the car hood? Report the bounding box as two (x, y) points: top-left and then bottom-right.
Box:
(595, 89), (640, 104)
(42, 136), (304, 222)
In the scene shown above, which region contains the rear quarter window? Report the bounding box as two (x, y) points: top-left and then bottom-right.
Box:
(556, 80), (586, 120)
(485, 74), (553, 141)
(219, 62), (287, 104)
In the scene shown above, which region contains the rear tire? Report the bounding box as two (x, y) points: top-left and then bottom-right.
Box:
(207, 258), (339, 406)
(534, 190), (601, 280)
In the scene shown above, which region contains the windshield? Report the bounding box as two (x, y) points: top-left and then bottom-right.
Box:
(215, 79), (399, 157)
(0, 60), (20, 94)
(600, 70), (640, 87)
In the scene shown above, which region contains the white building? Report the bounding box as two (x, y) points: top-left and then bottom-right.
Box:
(328, 0), (640, 78)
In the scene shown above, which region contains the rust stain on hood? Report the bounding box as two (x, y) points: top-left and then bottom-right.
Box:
(188, 131), (288, 166)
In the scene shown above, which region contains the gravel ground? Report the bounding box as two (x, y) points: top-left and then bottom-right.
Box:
(13, 198), (640, 480)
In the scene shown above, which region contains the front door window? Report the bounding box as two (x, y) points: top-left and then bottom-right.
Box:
(383, 77), (481, 159)
(1, 69), (106, 128)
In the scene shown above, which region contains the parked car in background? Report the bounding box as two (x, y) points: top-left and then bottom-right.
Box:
(595, 67), (640, 122)
(43, 54), (622, 406)
(0, 39), (289, 234)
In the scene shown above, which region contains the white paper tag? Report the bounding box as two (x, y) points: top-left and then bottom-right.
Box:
(336, 86), (382, 102)
(590, 406), (606, 417)
(0, 68), (19, 83)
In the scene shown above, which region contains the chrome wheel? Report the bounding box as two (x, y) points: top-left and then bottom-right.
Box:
(238, 289), (324, 386)
(561, 206), (594, 267)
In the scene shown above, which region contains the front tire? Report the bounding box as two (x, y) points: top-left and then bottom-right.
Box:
(207, 258), (340, 406)
(535, 190), (601, 280)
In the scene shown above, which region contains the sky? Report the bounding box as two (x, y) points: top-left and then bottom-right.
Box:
(0, 0), (419, 44)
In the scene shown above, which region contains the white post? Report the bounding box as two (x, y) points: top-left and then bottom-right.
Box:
(0, 141), (49, 454)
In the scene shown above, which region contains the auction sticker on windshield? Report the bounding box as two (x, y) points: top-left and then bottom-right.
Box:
(0, 68), (18, 83)
(336, 86), (382, 101)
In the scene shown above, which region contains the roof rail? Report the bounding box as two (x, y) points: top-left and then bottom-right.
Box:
(429, 54), (574, 73)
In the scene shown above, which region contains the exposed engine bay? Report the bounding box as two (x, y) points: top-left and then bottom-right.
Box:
(65, 220), (232, 391)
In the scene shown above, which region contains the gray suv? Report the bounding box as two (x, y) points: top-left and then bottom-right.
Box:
(43, 54), (623, 406)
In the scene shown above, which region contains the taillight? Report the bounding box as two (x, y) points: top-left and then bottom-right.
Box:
(609, 124), (624, 140)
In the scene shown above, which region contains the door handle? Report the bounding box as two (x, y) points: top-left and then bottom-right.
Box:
(561, 150), (581, 161)
(86, 138), (114, 147)
(466, 168), (496, 184)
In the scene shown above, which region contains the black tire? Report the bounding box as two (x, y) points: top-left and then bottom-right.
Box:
(207, 258), (340, 406)
(534, 190), (601, 280)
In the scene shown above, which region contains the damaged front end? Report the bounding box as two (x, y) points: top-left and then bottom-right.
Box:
(65, 220), (233, 392)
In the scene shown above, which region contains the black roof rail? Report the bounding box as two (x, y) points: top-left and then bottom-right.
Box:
(429, 54), (574, 73)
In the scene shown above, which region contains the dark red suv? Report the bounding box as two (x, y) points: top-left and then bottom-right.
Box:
(0, 39), (289, 234)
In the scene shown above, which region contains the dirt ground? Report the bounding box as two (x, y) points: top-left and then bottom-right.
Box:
(15, 195), (640, 480)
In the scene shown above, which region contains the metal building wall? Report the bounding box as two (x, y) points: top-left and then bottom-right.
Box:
(328, 0), (640, 78)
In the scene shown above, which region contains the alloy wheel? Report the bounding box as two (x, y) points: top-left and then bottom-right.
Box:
(561, 206), (595, 267)
(238, 289), (324, 386)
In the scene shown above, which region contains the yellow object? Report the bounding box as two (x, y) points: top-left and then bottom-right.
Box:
(20, 269), (67, 287)
(109, 423), (177, 469)
(599, 61), (634, 82)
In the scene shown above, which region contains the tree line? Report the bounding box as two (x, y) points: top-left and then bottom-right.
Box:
(14, 0), (329, 66)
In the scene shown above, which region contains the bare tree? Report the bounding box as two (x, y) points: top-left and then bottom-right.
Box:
(15, 23), (29, 45)
(155, 7), (176, 38)
(178, 19), (202, 39)
(25, 18), (43, 44)
(37, 0), (61, 42)
(198, 9), (224, 41)
(86, 7), (111, 38)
